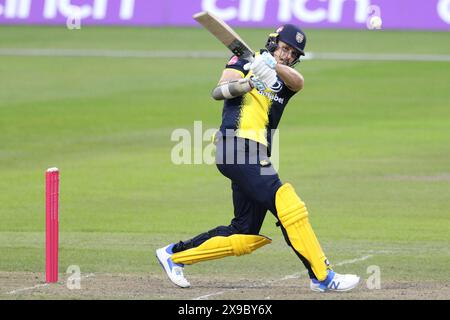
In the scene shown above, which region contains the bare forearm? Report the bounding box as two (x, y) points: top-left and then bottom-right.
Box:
(275, 64), (304, 92)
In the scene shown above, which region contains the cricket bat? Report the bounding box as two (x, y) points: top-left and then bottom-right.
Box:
(193, 11), (255, 62)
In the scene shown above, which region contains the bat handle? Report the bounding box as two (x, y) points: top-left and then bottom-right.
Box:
(243, 53), (255, 71)
(242, 54), (254, 63)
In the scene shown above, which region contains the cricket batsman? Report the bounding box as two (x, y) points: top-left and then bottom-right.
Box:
(156, 25), (360, 292)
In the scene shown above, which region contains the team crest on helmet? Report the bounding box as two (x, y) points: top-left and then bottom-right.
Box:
(296, 32), (304, 44)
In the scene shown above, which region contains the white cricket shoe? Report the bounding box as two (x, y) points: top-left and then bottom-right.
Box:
(156, 244), (190, 288)
(310, 270), (360, 292)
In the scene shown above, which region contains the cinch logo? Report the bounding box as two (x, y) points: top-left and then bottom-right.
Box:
(0, 0), (31, 18)
(202, 0), (371, 23)
(0, 0), (136, 20)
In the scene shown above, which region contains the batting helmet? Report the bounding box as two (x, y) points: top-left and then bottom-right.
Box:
(265, 24), (307, 66)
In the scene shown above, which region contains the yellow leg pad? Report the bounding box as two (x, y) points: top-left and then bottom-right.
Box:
(276, 183), (329, 281)
(171, 234), (271, 265)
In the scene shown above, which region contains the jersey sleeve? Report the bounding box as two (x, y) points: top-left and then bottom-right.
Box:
(224, 55), (249, 78)
(281, 83), (297, 99)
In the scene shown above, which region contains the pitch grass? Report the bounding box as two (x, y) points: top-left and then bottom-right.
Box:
(0, 26), (449, 296)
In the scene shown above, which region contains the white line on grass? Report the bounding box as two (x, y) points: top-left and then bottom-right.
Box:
(334, 255), (374, 266)
(1, 48), (450, 62)
(193, 290), (232, 300)
(306, 52), (450, 62)
(192, 254), (374, 300)
(6, 283), (50, 295)
(0, 48), (226, 59)
(6, 273), (95, 295)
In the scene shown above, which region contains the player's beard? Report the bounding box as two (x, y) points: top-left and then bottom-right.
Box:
(274, 53), (292, 66)
(278, 59), (290, 66)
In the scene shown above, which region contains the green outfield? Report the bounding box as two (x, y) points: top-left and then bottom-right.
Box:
(0, 26), (449, 299)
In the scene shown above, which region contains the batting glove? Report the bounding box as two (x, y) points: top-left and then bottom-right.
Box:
(244, 53), (278, 88)
(255, 66), (278, 88)
(250, 75), (268, 92)
(260, 51), (277, 69)
(244, 52), (277, 71)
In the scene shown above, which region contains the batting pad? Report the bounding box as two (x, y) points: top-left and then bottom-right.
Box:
(275, 183), (329, 281)
(171, 234), (271, 265)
